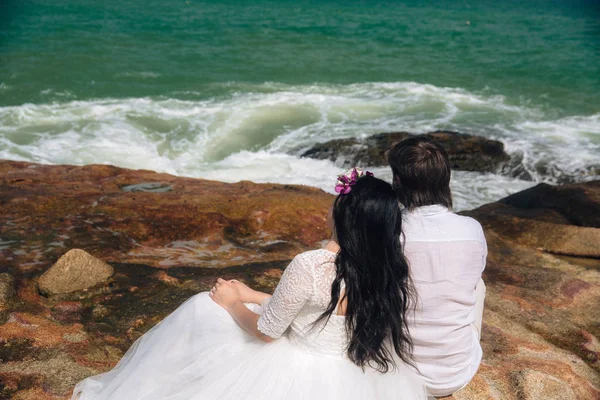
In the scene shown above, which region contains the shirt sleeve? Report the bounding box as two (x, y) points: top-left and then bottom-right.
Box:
(478, 222), (488, 273)
(257, 254), (314, 339)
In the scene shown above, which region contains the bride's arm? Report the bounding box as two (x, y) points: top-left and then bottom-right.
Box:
(210, 278), (274, 342)
(229, 280), (272, 304)
(212, 254), (313, 342)
(227, 300), (275, 343)
(255, 255), (313, 340)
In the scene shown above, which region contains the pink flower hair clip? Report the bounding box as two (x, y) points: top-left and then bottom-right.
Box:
(335, 167), (374, 195)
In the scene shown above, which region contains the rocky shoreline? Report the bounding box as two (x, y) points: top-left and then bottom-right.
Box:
(0, 160), (599, 399)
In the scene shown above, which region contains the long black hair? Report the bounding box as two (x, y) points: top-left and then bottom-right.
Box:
(317, 175), (415, 373)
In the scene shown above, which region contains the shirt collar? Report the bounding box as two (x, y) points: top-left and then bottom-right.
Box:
(402, 204), (449, 217)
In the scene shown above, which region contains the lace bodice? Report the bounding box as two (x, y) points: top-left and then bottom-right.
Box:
(257, 249), (348, 358)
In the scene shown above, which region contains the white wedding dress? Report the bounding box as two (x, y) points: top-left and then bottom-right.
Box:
(72, 249), (428, 400)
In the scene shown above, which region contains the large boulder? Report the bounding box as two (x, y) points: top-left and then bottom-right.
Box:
(301, 130), (514, 174)
(466, 182), (600, 258)
(38, 249), (114, 295)
(498, 181), (600, 228)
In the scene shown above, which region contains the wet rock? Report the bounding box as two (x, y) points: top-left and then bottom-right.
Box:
(301, 131), (511, 173)
(0, 160), (333, 272)
(120, 182), (173, 193)
(498, 151), (533, 181)
(38, 249), (114, 296)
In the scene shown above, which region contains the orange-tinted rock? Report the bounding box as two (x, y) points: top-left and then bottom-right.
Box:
(0, 161), (598, 400)
(0, 160), (333, 273)
(455, 180), (600, 400)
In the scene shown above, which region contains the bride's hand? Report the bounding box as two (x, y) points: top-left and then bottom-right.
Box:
(229, 279), (257, 303)
(209, 278), (241, 311)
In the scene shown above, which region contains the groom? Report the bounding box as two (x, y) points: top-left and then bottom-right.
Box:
(387, 136), (487, 397)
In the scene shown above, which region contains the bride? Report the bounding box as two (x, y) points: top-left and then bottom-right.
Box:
(72, 170), (428, 400)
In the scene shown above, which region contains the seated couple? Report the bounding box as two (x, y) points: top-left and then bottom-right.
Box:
(72, 136), (487, 400)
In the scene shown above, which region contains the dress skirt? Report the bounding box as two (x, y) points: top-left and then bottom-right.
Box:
(72, 292), (428, 400)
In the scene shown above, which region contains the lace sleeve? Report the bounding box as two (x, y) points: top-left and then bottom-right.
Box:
(257, 254), (314, 339)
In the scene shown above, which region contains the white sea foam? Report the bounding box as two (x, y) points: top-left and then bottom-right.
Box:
(115, 72), (161, 79)
(199, 155), (535, 211)
(0, 82), (598, 210)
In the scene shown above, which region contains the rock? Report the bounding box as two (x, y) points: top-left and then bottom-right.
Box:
(497, 150), (533, 181)
(0, 273), (16, 323)
(0, 160), (333, 272)
(38, 249), (114, 296)
(512, 370), (577, 400)
(457, 181), (600, 399)
(62, 332), (87, 343)
(0, 161), (599, 399)
(0, 352), (95, 397)
(0, 272), (16, 309)
(499, 182), (600, 228)
(51, 301), (84, 323)
(151, 271), (181, 286)
(301, 131), (512, 173)
(466, 182), (600, 258)
(91, 304), (109, 320)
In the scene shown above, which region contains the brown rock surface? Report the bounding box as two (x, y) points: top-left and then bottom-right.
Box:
(38, 250), (114, 296)
(0, 161), (598, 399)
(0, 273), (16, 308)
(0, 273), (16, 323)
(455, 181), (600, 400)
(0, 160), (332, 272)
(301, 130), (515, 175)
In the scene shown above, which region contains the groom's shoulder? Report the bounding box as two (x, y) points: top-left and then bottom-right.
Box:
(446, 211), (482, 227)
(404, 210), (485, 243)
(444, 212), (485, 237)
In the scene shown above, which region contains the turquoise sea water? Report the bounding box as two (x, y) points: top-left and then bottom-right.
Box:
(1, 0), (599, 209)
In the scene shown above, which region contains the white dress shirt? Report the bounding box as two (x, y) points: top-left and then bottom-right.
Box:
(402, 205), (487, 396)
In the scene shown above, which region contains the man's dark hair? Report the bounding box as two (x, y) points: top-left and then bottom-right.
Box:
(387, 135), (452, 210)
